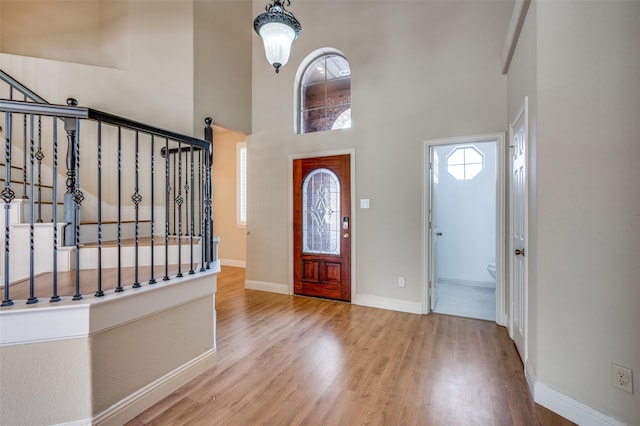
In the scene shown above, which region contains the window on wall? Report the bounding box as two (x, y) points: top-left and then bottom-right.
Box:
(237, 142), (247, 227)
(300, 54), (351, 134)
(446, 145), (484, 180)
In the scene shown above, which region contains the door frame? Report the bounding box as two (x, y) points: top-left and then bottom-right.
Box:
(288, 149), (356, 299)
(421, 133), (507, 326)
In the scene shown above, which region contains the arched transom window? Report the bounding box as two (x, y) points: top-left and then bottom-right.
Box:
(300, 54), (351, 134)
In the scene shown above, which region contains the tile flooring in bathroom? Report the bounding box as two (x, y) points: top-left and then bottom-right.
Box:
(433, 281), (496, 321)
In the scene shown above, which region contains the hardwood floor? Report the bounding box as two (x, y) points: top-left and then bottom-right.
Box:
(127, 266), (574, 426)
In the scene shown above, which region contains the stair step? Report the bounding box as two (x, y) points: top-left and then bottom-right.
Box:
(0, 178), (53, 189)
(5, 263), (196, 300)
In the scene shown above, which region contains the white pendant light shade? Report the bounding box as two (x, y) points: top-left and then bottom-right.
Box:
(254, 0), (302, 74)
(258, 22), (296, 72)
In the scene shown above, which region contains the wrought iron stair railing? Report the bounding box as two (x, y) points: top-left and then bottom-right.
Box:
(0, 95), (215, 307)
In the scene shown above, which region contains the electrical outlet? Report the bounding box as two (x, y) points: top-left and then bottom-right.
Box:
(398, 277), (406, 288)
(611, 363), (633, 394)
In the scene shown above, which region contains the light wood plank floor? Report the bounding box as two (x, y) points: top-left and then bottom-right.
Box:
(127, 266), (574, 426)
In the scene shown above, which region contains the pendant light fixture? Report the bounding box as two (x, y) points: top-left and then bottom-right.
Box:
(253, 0), (302, 74)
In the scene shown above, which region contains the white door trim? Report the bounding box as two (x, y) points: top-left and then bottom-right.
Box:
(288, 149), (357, 300)
(421, 133), (507, 326)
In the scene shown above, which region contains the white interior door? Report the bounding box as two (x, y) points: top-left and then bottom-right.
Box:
(429, 148), (440, 311)
(509, 98), (528, 363)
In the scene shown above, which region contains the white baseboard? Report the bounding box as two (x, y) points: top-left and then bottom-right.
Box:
(220, 259), (246, 268)
(534, 382), (624, 426)
(93, 348), (217, 426)
(525, 359), (536, 397)
(245, 280), (290, 295)
(354, 294), (422, 314)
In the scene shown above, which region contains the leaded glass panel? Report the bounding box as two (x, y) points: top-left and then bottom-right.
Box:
(302, 168), (341, 255)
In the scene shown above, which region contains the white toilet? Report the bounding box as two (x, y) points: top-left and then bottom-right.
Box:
(487, 262), (496, 280)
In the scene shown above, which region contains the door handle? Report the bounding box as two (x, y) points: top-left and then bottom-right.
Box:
(343, 232), (350, 239)
(436, 232), (443, 236)
(515, 248), (525, 256)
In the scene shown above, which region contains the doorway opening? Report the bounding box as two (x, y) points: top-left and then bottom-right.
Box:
(423, 134), (506, 324)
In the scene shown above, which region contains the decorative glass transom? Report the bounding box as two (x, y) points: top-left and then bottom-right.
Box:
(446, 145), (484, 180)
(300, 54), (351, 134)
(302, 168), (341, 255)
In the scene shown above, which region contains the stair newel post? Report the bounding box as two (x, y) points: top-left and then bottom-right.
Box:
(204, 117), (213, 268)
(2, 112), (15, 307)
(63, 98), (79, 247)
(27, 113), (38, 305)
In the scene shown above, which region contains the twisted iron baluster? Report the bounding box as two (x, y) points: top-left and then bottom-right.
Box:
(95, 121), (104, 297)
(2, 112), (14, 307)
(27, 114), (38, 305)
(36, 116), (44, 223)
(176, 142), (183, 277)
(50, 119), (60, 303)
(72, 117), (83, 301)
(132, 131), (141, 288)
(115, 126), (124, 292)
(164, 137), (170, 281)
(189, 144), (195, 274)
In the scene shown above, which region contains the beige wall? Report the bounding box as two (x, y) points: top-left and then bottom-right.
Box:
(0, 294), (215, 425)
(213, 129), (247, 265)
(194, 0), (253, 135)
(1, 0), (129, 70)
(247, 0), (511, 302)
(91, 296), (214, 414)
(506, 0), (538, 383)
(533, 2), (640, 423)
(0, 338), (93, 425)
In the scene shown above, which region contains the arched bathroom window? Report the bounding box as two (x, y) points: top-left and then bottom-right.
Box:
(299, 53), (351, 134)
(302, 168), (341, 255)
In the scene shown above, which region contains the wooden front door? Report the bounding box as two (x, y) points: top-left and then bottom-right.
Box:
(293, 155), (351, 301)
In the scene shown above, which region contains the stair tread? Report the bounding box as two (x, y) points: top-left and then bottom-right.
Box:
(82, 236), (200, 248)
(5, 263), (203, 301)
(81, 220), (152, 225)
(0, 178), (53, 189)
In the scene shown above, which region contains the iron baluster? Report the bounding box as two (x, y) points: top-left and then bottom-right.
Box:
(95, 121), (104, 297)
(164, 137), (170, 281)
(36, 115), (44, 223)
(50, 119), (60, 303)
(2, 112), (14, 307)
(116, 126), (123, 292)
(172, 152), (176, 236)
(27, 114), (38, 304)
(149, 135), (156, 285)
(189, 144), (195, 274)
(22, 108), (27, 198)
(132, 131), (141, 288)
(176, 142), (183, 278)
(72, 117), (83, 301)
